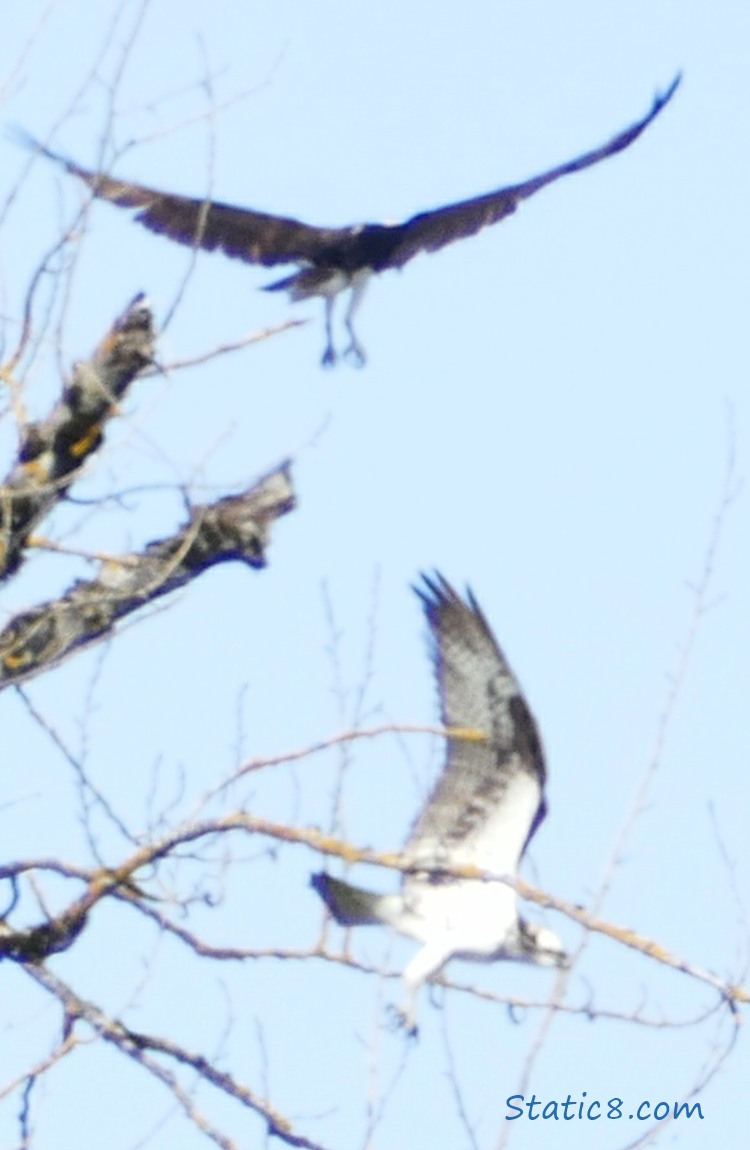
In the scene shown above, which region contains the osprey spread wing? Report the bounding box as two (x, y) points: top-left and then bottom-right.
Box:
(25, 75), (679, 367)
(311, 574), (566, 1034)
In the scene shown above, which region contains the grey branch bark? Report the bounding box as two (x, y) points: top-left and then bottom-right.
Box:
(0, 463), (295, 688)
(0, 293), (155, 580)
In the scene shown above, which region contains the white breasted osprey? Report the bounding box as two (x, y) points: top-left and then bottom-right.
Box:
(311, 574), (566, 1034)
(25, 76), (679, 367)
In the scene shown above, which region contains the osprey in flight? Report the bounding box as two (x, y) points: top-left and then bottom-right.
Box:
(27, 76), (679, 367)
(312, 574), (566, 1034)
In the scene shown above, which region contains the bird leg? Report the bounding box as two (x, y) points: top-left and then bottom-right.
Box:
(389, 940), (449, 1037)
(321, 297), (337, 368)
(387, 1002), (420, 1040)
(343, 277), (369, 367)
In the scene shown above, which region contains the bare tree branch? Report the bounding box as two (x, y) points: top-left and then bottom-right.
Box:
(0, 293), (155, 580)
(0, 462), (295, 687)
(2, 794), (747, 1007)
(24, 963), (333, 1150)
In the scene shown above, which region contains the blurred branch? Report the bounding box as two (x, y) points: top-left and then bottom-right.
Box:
(151, 317), (308, 374)
(0, 462), (295, 688)
(25, 963), (332, 1150)
(0, 293), (155, 579)
(3, 796), (747, 1006)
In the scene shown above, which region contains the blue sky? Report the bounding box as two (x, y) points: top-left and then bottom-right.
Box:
(1, 2), (748, 1148)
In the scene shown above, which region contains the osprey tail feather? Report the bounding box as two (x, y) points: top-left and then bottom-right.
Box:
(311, 873), (401, 927)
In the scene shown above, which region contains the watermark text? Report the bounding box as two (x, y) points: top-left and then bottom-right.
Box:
(505, 1093), (704, 1122)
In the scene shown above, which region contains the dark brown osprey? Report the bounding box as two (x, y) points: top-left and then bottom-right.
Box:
(312, 573), (566, 1035)
(27, 75), (679, 366)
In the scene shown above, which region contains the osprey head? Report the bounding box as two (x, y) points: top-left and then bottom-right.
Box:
(520, 920), (568, 968)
